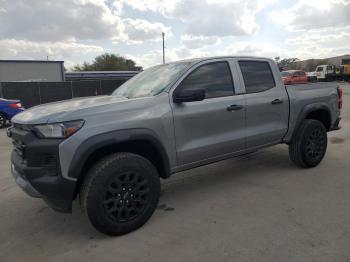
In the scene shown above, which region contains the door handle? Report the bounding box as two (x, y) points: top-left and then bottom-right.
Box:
(227, 104), (243, 111)
(271, 99), (283, 105)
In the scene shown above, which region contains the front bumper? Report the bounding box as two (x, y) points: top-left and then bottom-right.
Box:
(9, 125), (76, 213)
(11, 163), (41, 198)
(330, 117), (341, 131)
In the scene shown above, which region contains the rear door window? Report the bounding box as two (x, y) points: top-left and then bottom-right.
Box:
(239, 61), (275, 93)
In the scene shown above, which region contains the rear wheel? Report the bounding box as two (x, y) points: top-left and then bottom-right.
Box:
(80, 152), (161, 236)
(0, 113), (7, 128)
(289, 119), (327, 168)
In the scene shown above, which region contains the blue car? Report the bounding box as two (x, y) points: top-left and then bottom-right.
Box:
(0, 98), (24, 128)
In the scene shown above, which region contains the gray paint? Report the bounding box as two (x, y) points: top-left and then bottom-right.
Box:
(0, 60), (64, 82)
(11, 56), (341, 181)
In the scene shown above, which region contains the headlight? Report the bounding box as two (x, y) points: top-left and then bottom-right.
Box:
(33, 120), (84, 139)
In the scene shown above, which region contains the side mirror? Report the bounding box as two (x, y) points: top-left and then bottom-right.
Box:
(173, 88), (205, 103)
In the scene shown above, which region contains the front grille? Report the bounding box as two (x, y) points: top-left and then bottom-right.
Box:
(30, 154), (57, 168)
(10, 124), (60, 173)
(12, 139), (26, 159)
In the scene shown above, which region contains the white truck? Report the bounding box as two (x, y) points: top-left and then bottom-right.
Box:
(316, 65), (336, 81)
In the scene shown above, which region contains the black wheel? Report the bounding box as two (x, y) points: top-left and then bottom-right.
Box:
(80, 152), (161, 236)
(289, 119), (327, 168)
(0, 113), (7, 128)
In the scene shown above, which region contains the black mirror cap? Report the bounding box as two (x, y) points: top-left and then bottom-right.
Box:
(173, 88), (206, 103)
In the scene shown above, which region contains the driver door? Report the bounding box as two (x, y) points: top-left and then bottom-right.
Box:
(170, 60), (246, 168)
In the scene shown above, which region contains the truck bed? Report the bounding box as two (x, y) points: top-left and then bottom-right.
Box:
(284, 82), (340, 141)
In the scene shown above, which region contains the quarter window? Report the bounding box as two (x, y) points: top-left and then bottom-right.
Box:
(239, 61), (275, 93)
(179, 62), (234, 99)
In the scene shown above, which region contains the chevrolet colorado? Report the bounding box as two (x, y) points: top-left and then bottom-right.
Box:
(8, 56), (342, 235)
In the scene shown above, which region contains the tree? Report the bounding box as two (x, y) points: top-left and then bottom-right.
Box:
(277, 58), (300, 70)
(73, 53), (142, 71)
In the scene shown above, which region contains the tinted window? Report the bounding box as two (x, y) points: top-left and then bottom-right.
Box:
(281, 71), (291, 77)
(179, 62), (234, 99)
(299, 71), (306, 76)
(239, 61), (275, 93)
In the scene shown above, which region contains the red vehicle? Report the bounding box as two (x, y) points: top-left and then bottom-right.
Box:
(281, 70), (308, 85)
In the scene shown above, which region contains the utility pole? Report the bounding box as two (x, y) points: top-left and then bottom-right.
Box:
(162, 32), (165, 64)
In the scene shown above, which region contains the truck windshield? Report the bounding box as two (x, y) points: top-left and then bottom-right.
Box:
(316, 67), (323, 72)
(281, 71), (291, 77)
(112, 62), (190, 98)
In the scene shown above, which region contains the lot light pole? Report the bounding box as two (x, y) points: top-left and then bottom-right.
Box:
(162, 32), (165, 64)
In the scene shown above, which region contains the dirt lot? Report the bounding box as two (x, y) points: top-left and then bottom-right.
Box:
(1, 83), (350, 262)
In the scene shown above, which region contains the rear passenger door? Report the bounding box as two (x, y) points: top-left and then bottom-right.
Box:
(171, 60), (246, 167)
(237, 60), (289, 148)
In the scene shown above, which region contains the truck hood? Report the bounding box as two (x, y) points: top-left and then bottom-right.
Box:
(12, 95), (131, 124)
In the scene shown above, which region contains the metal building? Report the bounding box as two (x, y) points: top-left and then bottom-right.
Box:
(0, 60), (65, 82)
(64, 71), (139, 81)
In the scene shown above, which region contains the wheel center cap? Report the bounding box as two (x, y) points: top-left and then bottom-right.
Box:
(123, 192), (130, 200)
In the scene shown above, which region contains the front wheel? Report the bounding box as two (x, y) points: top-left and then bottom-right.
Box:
(289, 119), (327, 168)
(80, 152), (161, 236)
(0, 113), (7, 128)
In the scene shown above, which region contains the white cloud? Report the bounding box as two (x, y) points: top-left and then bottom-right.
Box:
(115, 19), (172, 44)
(225, 42), (287, 58)
(117, 0), (179, 13)
(121, 0), (277, 37)
(270, 0), (350, 31)
(126, 47), (209, 68)
(285, 26), (350, 59)
(181, 35), (221, 49)
(128, 41), (287, 68)
(0, 0), (171, 44)
(269, 0), (350, 59)
(0, 0), (122, 42)
(0, 39), (104, 68)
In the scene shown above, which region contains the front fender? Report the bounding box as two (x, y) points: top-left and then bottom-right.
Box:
(65, 129), (171, 180)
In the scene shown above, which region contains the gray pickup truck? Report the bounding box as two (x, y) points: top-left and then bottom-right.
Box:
(8, 56), (342, 235)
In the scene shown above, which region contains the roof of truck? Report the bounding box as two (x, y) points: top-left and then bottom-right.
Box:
(167, 56), (274, 64)
(283, 70), (305, 73)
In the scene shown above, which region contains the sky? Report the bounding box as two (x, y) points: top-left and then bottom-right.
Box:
(1, 0), (350, 69)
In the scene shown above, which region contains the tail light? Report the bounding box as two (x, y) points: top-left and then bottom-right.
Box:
(9, 103), (22, 109)
(337, 87), (343, 109)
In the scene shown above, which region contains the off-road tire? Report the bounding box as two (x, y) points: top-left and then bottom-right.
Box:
(289, 119), (327, 168)
(80, 152), (161, 236)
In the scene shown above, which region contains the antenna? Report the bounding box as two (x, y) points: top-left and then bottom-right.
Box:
(162, 32), (165, 64)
